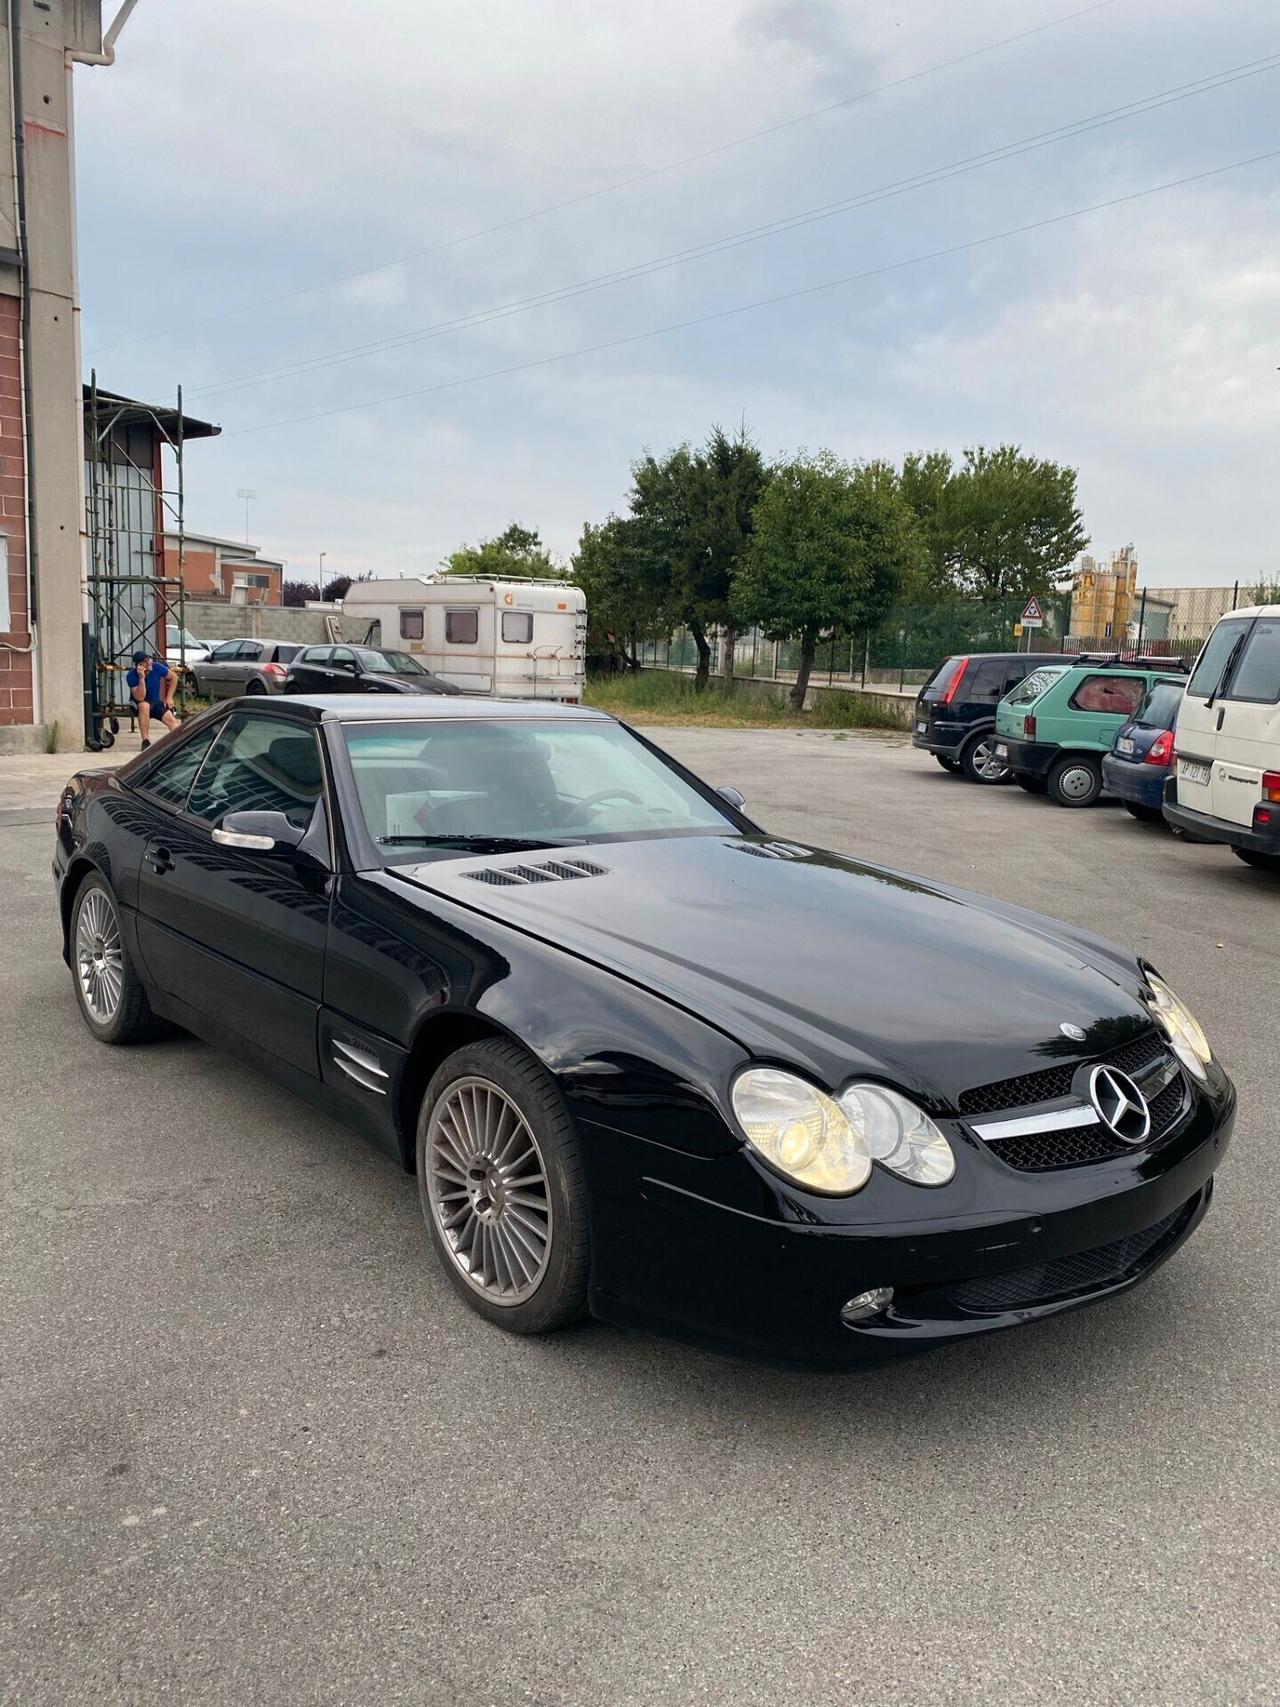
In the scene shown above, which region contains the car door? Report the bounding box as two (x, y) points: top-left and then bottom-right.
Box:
(1175, 614), (1254, 815)
(288, 646), (329, 693)
(199, 640), (243, 698)
(1063, 671), (1146, 751)
(328, 647), (359, 692)
(1209, 613), (1280, 827)
(132, 708), (331, 1073)
(223, 640), (264, 695)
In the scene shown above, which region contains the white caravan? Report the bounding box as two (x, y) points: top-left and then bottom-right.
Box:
(342, 576), (587, 702)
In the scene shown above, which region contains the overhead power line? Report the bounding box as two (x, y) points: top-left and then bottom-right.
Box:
(188, 54), (1280, 403)
(86, 0), (1121, 358)
(223, 148), (1280, 440)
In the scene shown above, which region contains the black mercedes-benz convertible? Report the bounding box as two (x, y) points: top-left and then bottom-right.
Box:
(53, 696), (1234, 1365)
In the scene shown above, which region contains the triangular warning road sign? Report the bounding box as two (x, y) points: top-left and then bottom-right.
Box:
(1021, 596), (1044, 622)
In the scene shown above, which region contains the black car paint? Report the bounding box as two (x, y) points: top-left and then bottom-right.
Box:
(285, 648), (460, 697)
(913, 652), (1074, 764)
(54, 695), (1234, 1366)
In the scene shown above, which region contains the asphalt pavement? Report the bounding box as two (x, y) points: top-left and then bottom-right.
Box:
(2, 729), (1277, 1706)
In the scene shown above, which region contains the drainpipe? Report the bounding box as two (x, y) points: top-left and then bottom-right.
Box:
(5, 0), (38, 724)
(66, 0), (139, 67)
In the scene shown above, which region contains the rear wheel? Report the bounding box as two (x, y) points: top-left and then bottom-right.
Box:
(245, 679), (266, 695)
(1232, 847), (1280, 872)
(417, 1039), (590, 1334)
(1123, 802), (1164, 824)
(934, 754), (959, 773)
(1014, 773), (1047, 794)
(70, 875), (158, 1044)
(1048, 754), (1103, 808)
(959, 732), (1009, 785)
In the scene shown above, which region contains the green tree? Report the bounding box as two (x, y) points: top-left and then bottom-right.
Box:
(734, 452), (920, 711)
(571, 514), (673, 669)
(899, 445), (1087, 601)
(443, 522), (563, 580)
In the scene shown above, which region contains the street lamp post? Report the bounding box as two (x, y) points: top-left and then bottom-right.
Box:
(237, 487), (256, 543)
(319, 552), (326, 601)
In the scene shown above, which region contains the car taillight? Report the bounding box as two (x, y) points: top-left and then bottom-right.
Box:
(1263, 771), (1280, 804)
(263, 662), (286, 677)
(1023, 714), (1036, 739)
(1144, 729), (1174, 766)
(940, 657), (969, 706)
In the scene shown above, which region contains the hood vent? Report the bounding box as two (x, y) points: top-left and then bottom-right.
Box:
(730, 840), (813, 861)
(466, 857), (609, 887)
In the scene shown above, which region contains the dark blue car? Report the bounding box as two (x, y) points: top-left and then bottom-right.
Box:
(1102, 678), (1183, 822)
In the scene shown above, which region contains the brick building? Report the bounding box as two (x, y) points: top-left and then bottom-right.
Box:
(162, 531), (284, 606)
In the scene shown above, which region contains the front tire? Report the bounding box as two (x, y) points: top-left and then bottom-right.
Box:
(1048, 754), (1103, 807)
(1124, 801), (1164, 823)
(1233, 847), (1280, 872)
(416, 1039), (590, 1334)
(70, 875), (158, 1044)
(959, 732), (1010, 785)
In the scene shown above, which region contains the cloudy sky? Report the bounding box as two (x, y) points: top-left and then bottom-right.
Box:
(75, 0), (1278, 588)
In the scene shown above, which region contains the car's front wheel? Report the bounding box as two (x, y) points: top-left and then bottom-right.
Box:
(1048, 754), (1103, 807)
(960, 732), (1010, 785)
(1232, 847), (1280, 872)
(70, 874), (158, 1044)
(417, 1039), (590, 1334)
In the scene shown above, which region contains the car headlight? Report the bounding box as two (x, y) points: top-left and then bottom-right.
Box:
(730, 1068), (872, 1194)
(838, 1083), (955, 1185)
(1145, 973), (1212, 1081)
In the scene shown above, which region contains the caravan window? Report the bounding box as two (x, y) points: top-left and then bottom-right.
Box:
(399, 609), (424, 641)
(446, 609), (479, 645)
(501, 611), (533, 645)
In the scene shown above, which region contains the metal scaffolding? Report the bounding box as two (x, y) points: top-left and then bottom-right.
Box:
(82, 373), (219, 749)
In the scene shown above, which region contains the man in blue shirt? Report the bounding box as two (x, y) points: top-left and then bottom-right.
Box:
(125, 651), (179, 748)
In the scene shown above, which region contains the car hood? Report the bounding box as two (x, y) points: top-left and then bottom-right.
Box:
(395, 835), (1155, 1107)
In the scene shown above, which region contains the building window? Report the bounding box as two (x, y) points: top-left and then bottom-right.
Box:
(445, 609), (478, 645)
(400, 609), (424, 640)
(501, 611), (533, 645)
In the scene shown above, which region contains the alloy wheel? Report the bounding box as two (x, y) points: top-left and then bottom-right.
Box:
(968, 737), (1009, 783)
(75, 887), (124, 1025)
(426, 1076), (552, 1305)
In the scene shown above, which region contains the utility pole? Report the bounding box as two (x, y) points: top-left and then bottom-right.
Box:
(237, 487), (256, 543)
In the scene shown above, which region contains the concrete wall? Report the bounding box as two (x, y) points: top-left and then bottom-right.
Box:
(183, 601), (339, 648)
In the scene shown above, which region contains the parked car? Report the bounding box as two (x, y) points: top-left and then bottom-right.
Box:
(995, 656), (1188, 807)
(913, 651), (1075, 784)
(165, 624), (212, 668)
(1164, 605), (1280, 871)
(1101, 679), (1184, 823)
(192, 639), (303, 699)
(285, 644), (461, 696)
(53, 694), (1233, 1366)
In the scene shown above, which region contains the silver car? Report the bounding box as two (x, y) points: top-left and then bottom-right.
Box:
(192, 639), (303, 699)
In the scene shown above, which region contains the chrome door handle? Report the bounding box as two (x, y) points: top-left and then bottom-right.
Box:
(146, 847), (174, 875)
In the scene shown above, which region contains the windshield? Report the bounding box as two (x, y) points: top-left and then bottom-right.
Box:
(1135, 681), (1184, 729)
(342, 718), (737, 858)
(1006, 665), (1069, 707)
(167, 627), (203, 649)
(358, 648), (427, 675)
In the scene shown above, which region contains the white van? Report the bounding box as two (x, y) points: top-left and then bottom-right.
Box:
(1166, 604), (1280, 870)
(342, 576), (586, 703)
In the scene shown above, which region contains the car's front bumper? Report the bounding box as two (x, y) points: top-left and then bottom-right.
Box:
(1102, 754), (1167, 808)
(998, 738), (1058, 778)
(580, 1075), (1233, 1367)
(1163, 778), (1280, 854)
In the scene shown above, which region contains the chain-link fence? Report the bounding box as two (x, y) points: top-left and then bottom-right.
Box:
(633, 584), (1267, 693)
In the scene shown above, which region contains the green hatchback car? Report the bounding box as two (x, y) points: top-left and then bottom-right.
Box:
(995, 656), (1188, 807)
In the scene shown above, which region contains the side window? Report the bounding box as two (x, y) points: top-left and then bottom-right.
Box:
(1069, 674), (1145, 715)
(275, 644), (301, 664)
(1224, 617), (1280, 704)
(136, 723), (221, 810)
(1187, 619), (1251, 698)
(210, 641), (241, 660)
(236, 642), (263, 661)
(305, 646), (332, 665)
(188, 715), (324, 829)
(400, 609), (424, 640)
(446, 609), (479, 645)
(330, 647), (355, 672)
(501, 611), (534, 645)
(966, 661), (1005, 703)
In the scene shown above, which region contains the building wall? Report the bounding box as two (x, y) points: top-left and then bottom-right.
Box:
(184, 600), (337, 647)
(0, 293), (32, 726)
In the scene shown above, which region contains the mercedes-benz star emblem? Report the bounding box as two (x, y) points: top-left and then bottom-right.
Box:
(1059, 1022), (1087, 1042)
(1088, 1065), (1151, 1145)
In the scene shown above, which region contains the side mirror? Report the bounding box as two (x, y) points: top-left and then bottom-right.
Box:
(716, 785), (746, 810)
(212, 810), (306, 855)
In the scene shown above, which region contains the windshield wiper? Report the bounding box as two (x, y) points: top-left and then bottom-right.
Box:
(376, 833), (584, 851)
(1206, 630), (1247, 709)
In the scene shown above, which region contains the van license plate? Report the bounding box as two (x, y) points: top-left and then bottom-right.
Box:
(1181, 761), (1211, 786)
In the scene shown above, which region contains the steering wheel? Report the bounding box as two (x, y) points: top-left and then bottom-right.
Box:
(561, 787), (643, 825)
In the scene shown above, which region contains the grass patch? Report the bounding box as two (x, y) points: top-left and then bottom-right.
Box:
(584, 670), (909, 731)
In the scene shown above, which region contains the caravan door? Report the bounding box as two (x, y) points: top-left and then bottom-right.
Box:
(433, 598), (494, 694)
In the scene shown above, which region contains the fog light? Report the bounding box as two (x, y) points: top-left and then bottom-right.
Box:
(840, 1286), (894, 1325)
